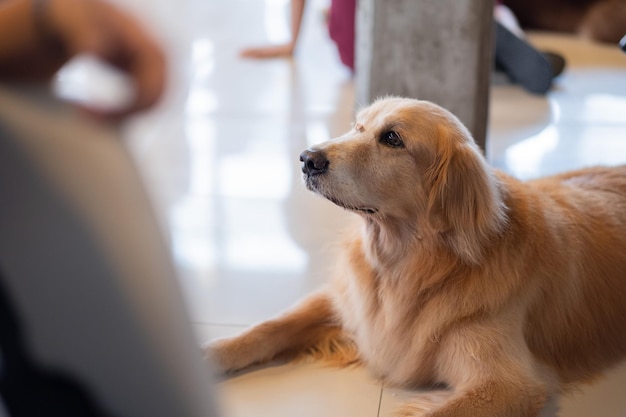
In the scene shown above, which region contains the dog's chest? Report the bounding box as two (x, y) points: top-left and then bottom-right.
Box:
(334, 259), (438, 385)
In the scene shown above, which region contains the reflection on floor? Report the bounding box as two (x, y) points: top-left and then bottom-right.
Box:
(121, 1), (626, 416)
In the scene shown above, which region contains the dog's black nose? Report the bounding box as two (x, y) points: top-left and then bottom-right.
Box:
(300, 149), (329, 176)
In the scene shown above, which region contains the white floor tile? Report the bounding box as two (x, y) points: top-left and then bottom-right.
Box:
(558, 360), (626, 417)
(217, 363), (382, 417)
(195, 321), (383, 417)
(193, 323), (249, 344)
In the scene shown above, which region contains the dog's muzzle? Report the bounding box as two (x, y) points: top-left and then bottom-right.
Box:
(300, 149), (329, 176)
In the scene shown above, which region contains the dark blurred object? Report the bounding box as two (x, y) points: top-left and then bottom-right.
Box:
(0, 275), (116, 417)
(494, 22), (566, 94)
(544, 52), (567, 77)
(620, 34), (626, 52)
(0, 84), (219, 417)
(503, 0), (626, 44)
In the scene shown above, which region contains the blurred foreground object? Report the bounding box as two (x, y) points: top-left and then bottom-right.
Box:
(0, 84), (220, 417)
(0, 0), (166, 120)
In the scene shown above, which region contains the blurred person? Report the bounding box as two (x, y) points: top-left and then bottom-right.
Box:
(240, 0), (355, 71)
(241, 0), (565, 95)
(0, 0), (167, 118)
(493, 2), (566, 95)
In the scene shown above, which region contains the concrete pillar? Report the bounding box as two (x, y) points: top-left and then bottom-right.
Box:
(355, 0), (494, 152)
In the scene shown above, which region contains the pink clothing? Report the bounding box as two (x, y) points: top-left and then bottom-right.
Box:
(328, 0), (356, 71)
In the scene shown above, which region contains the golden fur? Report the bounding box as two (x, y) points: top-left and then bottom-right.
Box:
(206, 97), (626, 416)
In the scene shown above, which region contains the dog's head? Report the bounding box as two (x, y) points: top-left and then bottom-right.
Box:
(300, 97), (507, 263)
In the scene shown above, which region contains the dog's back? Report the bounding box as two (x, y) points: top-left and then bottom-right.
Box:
(505, 165), (626, 385)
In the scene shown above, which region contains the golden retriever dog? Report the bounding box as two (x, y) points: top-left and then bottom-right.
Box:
(206, 97), (626, 416)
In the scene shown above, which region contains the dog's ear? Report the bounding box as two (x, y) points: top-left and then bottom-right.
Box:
(426, 131), (507, 264)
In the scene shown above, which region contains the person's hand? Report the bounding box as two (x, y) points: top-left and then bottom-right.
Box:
(44, 0), (166, 119)
(240, 43), (295, 59)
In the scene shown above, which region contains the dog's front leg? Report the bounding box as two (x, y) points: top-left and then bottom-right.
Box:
(420, 381), (546, 417)
(398, 320), (551, 417)
(205, 290), (345, 373)
(395, 380), (547, 417)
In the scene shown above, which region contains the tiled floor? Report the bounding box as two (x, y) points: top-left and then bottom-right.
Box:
(114, 0), (626, 416)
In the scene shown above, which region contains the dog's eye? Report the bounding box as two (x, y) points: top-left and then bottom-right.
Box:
(380, 131), (404, 148)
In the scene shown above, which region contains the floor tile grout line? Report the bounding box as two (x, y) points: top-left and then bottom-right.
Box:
(191, 321), (249, 328)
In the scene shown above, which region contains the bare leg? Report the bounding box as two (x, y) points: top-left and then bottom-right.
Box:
(205, 290), (356, 373)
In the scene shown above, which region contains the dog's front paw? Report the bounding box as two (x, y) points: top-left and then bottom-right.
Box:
(393, 391), (452, 417)
(203, 337), (252, 374)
